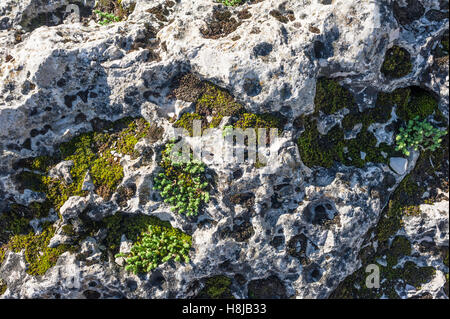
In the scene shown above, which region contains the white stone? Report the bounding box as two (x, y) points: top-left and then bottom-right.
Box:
(389, 157), (408, 175)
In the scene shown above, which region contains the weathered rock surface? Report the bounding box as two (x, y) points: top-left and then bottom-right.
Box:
(0, 0), (448, 299)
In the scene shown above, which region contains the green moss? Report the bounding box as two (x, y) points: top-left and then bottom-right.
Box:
(387, 236), (412, 266)
(0, 247), (5, 267)
(218, 0), (245, 6)
(196, 82), (245, 118)
(209, 115), (224, 128)
(331, 257), (436, 299)
(28, 201), (53, 219)
(116, 118), (152, 155)
(234, 112), (284, 132)
(0, 279), (6, 296)
(377, 88), (410, 110)
(1, 118), (156, 274)
(334, 157), (440, 298)
(314, 78), (356, 115)
(297, 115), (396, 169)
(61, 224), (75, 236)
(16, 171), (46, 193)
(401, 262), (436, 288)
(197, 275), (233, 299)
(381, 46), (412, 79)
(297, 118), (343, 168)
(331, 127), (447, 299)
(376, 175), (421, 242)
(16, 118), (154, 209)
(3, 225), (70, 276)
(0, 201), (54, 248)
(29, 156), (55, 173)
(174, 113), (205, 136)
(90, 155), (124, 199)
(342, 103), (393, 132)
(397, 87), (438, 121)
(53, 132), (106, 203)
(300, 84), (440, 169)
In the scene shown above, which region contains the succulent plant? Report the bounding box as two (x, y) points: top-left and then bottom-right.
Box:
(94, 9), (121, 25)
(116, 225), (191, 274)
(217, 0), (245, 6)
(153, 141), (210, 217)
(395, 116), (447, 156)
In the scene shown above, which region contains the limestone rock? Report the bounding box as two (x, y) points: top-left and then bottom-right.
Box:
(389, 157), (409, 175)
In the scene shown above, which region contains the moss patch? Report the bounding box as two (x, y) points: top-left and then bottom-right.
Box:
(376, 88), (410, 113)
(0, 279), (6, 296)
(0, 202), (53, 245)
(297, 115), (397, 169)
(330, 258), (435, 299)
(197, 275), (233, 299)
(314, 78), (356, 115)
(171, 74), (249, 129)
(342, 97), (393, 132)
(396, 87), (438, 121)
(1, 224), (71, 276)
(376, 174), (421, 242)
(174, 113), (206, 136)
(297, 118), (343, 168)
(234, 112), (285, 132)
(16, 117), (154, 209)
(196, 82), (245, 118)
(381, 46), (413, 79)
(200, 8), (243, 39)
(330, 236), (435, 299)
(299, 82), (443, 169)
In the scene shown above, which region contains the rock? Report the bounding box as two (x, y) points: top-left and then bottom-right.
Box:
(119, 235), (133, 255)
(79, 237), (103, 264)
(389, 157), (408, 175)
(81, 171), (95, 191)
(48, 233), (72, 248)
(59, 196), (91, 222)
(49, 161), (74, 184)
(115, 235), (133, 266)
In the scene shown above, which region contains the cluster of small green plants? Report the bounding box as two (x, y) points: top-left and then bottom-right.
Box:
(94, 9), (121, 25)
(153, 141), (210, 217)
(217, 0), (246, 6)
(395, 116), (447, 156)
(116, 224), (191, 274)
(93, 0), (135, 25)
